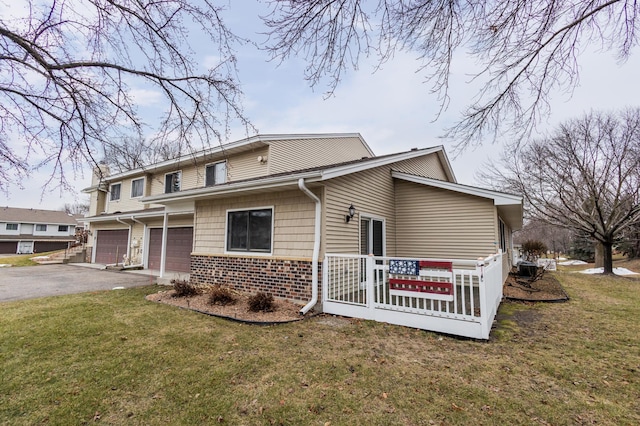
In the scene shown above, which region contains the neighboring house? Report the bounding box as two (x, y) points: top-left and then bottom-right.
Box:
(82, 133), (523, 337)
(0, 207), (81, 254)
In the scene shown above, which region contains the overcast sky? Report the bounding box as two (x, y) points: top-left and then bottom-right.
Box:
(2, 1), (640, 210)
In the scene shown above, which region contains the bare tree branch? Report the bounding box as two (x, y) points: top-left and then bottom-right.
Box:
(0, 0), (254, 194)
(481, 108), (640, 274)
(262, 0), (639, 150)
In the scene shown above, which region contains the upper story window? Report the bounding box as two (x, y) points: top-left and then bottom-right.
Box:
(6, 223), (18, 231)
(206, 161), (227, 186)
(165, 171), (181, 193)
(109, 183), (121, 201)
(58, 225), (69, 232)
(36, 224), (47, 232)
(226, 208), (273, 253)
(131, 177), (144, 198)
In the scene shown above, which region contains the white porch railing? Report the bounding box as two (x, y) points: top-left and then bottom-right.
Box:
(322, 253), (504, 340)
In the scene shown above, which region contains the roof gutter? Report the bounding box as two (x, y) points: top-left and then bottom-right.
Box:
(297, 178), (321, 315)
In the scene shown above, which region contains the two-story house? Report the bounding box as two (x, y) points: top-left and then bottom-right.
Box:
(82, 133), (522, 307)
(0, 207), (81, 254)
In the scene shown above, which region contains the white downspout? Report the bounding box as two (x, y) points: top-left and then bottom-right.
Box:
(115, 217), (132, 265)
(298, 178), (321, 315)
(160, 211), (168, 278)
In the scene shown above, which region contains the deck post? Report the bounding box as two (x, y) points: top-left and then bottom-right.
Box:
(477, 258), (490, 339)
(366, 255), (375, 316)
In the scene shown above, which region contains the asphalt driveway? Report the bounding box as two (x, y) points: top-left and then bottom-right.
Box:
(0, 264), (156, 302)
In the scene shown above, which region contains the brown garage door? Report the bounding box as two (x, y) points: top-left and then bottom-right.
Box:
(148, 227), (193, 273)
(0, 241), (17, 254)
(95, 229), (129, 264)
(34, 241), (70, 253)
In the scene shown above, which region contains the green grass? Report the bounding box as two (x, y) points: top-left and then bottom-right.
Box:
(1, 272), (639, 425)
(0, 251), (59, 267)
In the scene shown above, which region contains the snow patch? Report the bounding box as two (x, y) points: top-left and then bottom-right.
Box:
(579, 267), (639, 276)
(558, 260), (588, 265)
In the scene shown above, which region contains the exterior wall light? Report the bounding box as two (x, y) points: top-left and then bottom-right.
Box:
(345, 204), (356, 223)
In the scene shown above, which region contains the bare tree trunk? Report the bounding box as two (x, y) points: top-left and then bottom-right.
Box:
(595, 242), (604, 268)
(603, 241), (614, 275)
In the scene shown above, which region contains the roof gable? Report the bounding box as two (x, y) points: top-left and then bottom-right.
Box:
(0, 207), (81, 225)
(391, 171), (523, 230)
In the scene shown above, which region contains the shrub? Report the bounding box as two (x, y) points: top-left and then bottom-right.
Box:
(522, 239), (547, 261)
(208, 285), (237, 306)
(171, 279), (200, 297)
(247, 292), (275, 312)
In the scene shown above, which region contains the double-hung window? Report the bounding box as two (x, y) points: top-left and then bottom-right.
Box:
(165, 171), (181, 193)
(109, 183), (121, 201)
(131, 178), (144, 198)
(58, 225), (69, 232)
(5, 223), (18, 231)
(226, 208), (273, 253)
(36, 224), (47, 232)
(205, 161), (227, 186)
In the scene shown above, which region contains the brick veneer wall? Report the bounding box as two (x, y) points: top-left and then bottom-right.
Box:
(190, 255), (322, 303)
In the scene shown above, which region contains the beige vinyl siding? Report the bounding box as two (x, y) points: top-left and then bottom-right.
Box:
(106, 180), (141, 213)
(268, 137), (372, 174)
(324, 166), (397, 256)
(394, 180), (497, 260)
(225, 146), (270, 182)
(146, 167), (197, 196)
(142, 217), (194, 228)
(392, 153), (449, 181)
(194, 189), (318, 259)
(129, 223), (145, 264)
(181, 166), (199, 190)
(88, 190), (106, 216)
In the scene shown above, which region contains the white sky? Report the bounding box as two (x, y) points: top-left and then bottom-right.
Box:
(2, 1), (640, 210)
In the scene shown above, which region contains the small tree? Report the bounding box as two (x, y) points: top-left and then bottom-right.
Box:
(487, 109), (640, 274)
(521, 240), (547, 262)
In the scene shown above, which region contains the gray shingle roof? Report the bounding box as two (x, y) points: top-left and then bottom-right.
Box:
(0, 207), (82, 225)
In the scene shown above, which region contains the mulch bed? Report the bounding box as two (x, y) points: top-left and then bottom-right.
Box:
(503, 270), (569, 302)
(146, 289), (307, 324)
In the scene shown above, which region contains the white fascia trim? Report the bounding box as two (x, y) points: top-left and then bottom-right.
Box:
(435, 150), (457, 183)
(392, 171), (522, 205)
(81, 184), (107, 193)
(82, 209), (192, 223)
(318, 147), (442, 180)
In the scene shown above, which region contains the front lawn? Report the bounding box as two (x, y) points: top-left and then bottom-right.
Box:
(0, 251), (59, 267)
(0, 271), (638, 425)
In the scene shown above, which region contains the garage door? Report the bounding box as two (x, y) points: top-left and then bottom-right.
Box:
(95, 229), (129, 264)
(0, 241), (17, 254)
(34, 241), (69, 253)
(148, 227), (193, 273)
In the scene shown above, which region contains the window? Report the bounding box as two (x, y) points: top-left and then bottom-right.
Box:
(5, 223), (18, 231)
(226, 208), (273, 253)
(498, 219), (507, 252)
(205, 161), (227, 186)
(165, 171), (181, 193)
(36, 224), (47, 232)
(58, 225), (69, 232)
(110, 183), (121, 201)
(131, 178), (144, 198)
